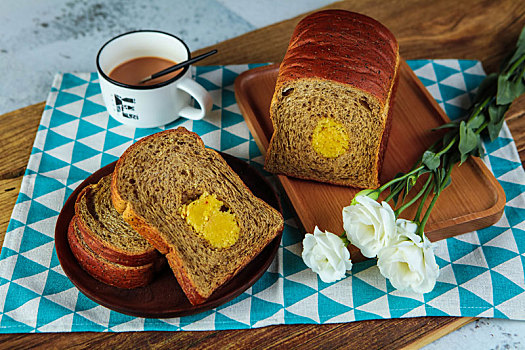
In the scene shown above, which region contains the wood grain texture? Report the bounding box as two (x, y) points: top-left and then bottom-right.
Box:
(506, 94), (525, 164)
(1, 0), (524, 348)
(194, 0), (525, 74)
(0, 317), (472, 350)
(0, 102), (43, 248)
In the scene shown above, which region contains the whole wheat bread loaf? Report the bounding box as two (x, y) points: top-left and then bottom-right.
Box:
(67, 217), (162, 289)
(75, 175), (161, 267)
(265, 10), (400, 188)
(111, 127), (284, 305)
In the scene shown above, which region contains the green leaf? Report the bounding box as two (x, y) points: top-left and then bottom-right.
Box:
(441, 153), (452, 170)
(473, 73), (497, 104)
(442, 173), (452, 190)
(497, 68), (525, 104)
(458, 121), (479, 159)
(487, 116), (505, 141)
(488, 103), (504, 123)
(433, 122), (459, 131)
(467, 110), (486, 129)
(422, 150), (440, 170)
(486, 104), (507, 141)
(499, 26), (525, 75)
(392, 190), (401, 207)
(477, 141), (485, 158)
(501, 38), (525, 74)
(460, 152), (468, 164)
(517, 25), (525, 49)
(433, 169), (443, 194)
(402, 174), (418, 203)
(442, 130), (457, 149)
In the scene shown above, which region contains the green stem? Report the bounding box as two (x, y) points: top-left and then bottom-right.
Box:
(414, 174), (435, 223)
(506, 54), (525, 76)
(470, 96), (492, 121)
(384, 189), (399, 203)
(426, 140), (440, 154)
(475, 120), (490, 135)
(339, 231), (350, 246)
(417, 192), (441, 236)
(378, 165), (425, 193)
(436, 135), (457, 157)
(394, 174), (433, 217)
(384, 180), (405, 203)
(418, 166), (453, 235)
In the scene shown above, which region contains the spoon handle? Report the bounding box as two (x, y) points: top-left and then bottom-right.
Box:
(140, 49), (218, 84)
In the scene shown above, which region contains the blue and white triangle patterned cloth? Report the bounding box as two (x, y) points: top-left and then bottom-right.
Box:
(0, 60), (524, 333)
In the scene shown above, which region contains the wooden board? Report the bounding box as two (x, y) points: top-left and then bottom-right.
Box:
(1, 0), (524, 348)
(235, 60), (506, 261)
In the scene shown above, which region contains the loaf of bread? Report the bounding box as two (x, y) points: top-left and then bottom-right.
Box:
(111, 127), (284, 305)
(265, 10), (400, 188)
(67, 217), (162, 289)
(75, 175), (161, 266)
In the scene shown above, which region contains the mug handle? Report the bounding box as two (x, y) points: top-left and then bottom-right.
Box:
(177, 78), (213, 120)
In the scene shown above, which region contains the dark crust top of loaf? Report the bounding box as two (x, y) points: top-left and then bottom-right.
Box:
(74, 175), (160, 267)
(276, 10), (399, 105)
(67, 217), (162, 289)
(111, 127), (284, 305)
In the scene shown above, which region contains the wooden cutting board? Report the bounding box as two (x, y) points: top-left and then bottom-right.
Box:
(235, 60), (506, 261)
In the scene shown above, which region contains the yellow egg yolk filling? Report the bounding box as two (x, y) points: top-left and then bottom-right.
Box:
(312, 117), (349, 158)
(179, 192), (240, 248)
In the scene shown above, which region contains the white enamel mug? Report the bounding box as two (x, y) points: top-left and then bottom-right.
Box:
(96, 30), (212, 128)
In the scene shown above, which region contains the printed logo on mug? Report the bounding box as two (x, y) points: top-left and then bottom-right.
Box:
(96, 30), (213, 128)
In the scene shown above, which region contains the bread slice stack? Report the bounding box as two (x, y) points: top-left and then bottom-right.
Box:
(111, 127), (284, 305)
(265, 10), (400, 189)
(68, 175), (165, 289)
(67, 127), (283, 303)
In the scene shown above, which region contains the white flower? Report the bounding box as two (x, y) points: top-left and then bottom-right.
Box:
(377, 219), (440, 294)
(302, 226), (353, 283)
(342, 195), (397, 258)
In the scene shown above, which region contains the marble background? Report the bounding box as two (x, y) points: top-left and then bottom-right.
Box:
(0, 0), (523, 348)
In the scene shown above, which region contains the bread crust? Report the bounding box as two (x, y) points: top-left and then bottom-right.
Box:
(75, 183), (160, 266)
(111, 127), (284, 305)
(67, 217), (161, 289)
(265, 10), (400, 188)
(274, 10), (398, 105)
(376, 63), (400, 179)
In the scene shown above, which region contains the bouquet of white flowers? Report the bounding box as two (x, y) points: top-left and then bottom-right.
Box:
(301, 25), (525, 293)
(303, 193), (440, 293)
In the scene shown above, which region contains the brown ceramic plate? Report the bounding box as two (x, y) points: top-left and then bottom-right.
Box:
(55, 153), (282, 318)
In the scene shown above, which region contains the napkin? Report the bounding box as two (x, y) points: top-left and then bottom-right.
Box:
(0, 60), (524, 333)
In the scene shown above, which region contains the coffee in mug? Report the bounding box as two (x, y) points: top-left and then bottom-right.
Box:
(108, 56), (183, 86)
(96, 30), (212, 128)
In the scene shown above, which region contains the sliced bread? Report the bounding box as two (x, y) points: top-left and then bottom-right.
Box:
(75, 175), (161, 267)
(67, 217), (162, 289)
(111, 127), (284, 305)
(265, 10), (400, 188)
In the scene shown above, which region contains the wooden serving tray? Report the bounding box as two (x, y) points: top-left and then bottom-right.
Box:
(234, 60), (505, 260)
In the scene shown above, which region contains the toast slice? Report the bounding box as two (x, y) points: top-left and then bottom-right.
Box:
(75, 175), (161, 266)
(67, 217), (163, 289)
(111, 127), (284, 305)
